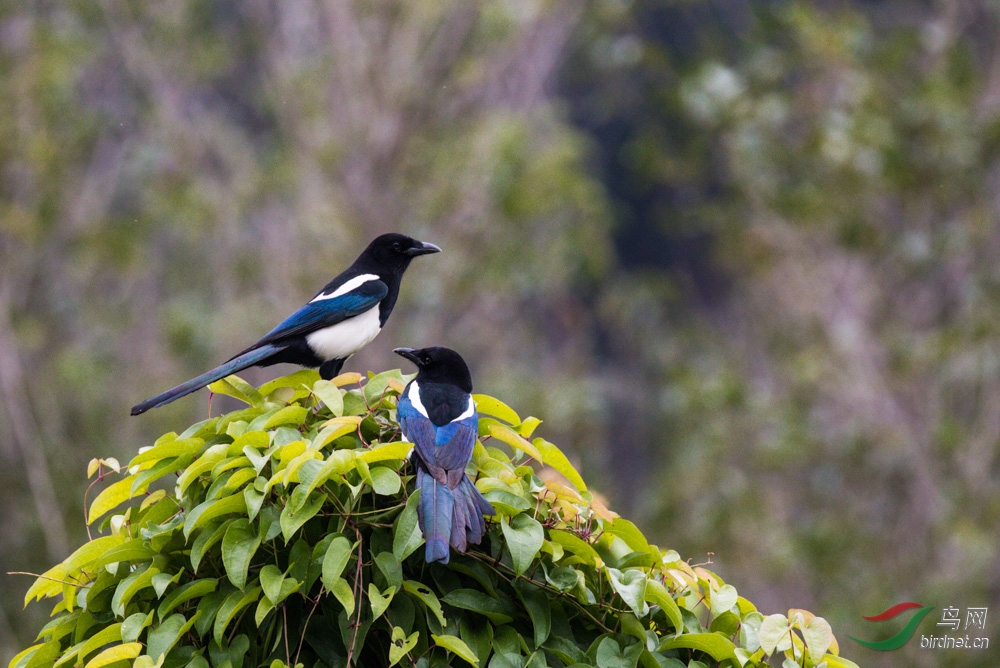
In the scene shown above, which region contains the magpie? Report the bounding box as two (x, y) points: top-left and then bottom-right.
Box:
(394, 346), (494, 564)
(131, 233), (440, 415)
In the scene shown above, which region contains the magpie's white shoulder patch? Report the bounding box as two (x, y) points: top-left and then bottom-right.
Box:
(452, 396), (475, 423)
(311, 273), (380, 303)
(408, 381), (429, 419)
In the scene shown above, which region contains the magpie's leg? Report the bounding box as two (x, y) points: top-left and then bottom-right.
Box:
(319, 358), (346, 380)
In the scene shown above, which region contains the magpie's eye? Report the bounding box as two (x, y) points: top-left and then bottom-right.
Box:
(392, 242), (402, 252)
(422, 356), (431, 365)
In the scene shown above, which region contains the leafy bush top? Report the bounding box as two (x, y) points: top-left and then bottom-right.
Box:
(12, 369), (856, 668)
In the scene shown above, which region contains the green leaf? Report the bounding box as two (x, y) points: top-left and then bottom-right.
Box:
(644, 580), (683, 633)
(263, 405), (308, 429)
(88, 476), (144, 524)
(710, 584), (738, 617)
(432, 634), (480, 666)
(208, 375), (264, 407)
(593, 636), (635, 668)
(130, 438), (205, 467)
(403, 580), (447, 626)
(147, 612), (200, 660)
(213, 587), (261, 646)
(739, 611), (764, 654)
(759, 614), (793, 655)
(311, 379), (344, 416)
(532, 438), (586, 491)
(547, 530), (601, 565)
(279, 489), (324, 543)
(368, 466), (402, 495)
(222, 519), (261, 590)
(79, 624), (123, 664)
(111, 566), (158, 617)
(157, 579), (218, 620)
(515, 580), (551, 647)
(393, 491), (424, 561)
(656, 633), (738, 662)
(515, 416), (542, 438)
(473, 394), (522, 425)
(500, 514), (544, 576)
(152, 571), (182, 598)
(604, 519), (650, 553)
(183, 494), (247, 539)
(369, 553), (401, 595)
(258, 369), (320, 398)
(389, 626), (419, 667)
(321, 535), (353, 591)
(244, 486), (265, 522)
(356, 441), (412, 463)
(607, 568), (649, 618)
(191, 520), (234, 573)
(368, 583), (396, 620)
(488, 424), (543, 461)
(82, 643), (142, 668)
(121, 612), (151, 643)
(91, 539), (156, 570)
(330, 577), (355, 614)
(800, 615), (833, 661)
(482, 490), (531, 515)
(442, 589), (515, 624)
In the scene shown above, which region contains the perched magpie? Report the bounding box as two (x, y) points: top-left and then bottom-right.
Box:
(394, 346), (494, 564)
(131, 233), (440, 416)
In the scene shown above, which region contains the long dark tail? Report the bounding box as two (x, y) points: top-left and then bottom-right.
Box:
(417, 467), (454, 564)
(130, 344), (282, 416)
(452, 475), (494, 551)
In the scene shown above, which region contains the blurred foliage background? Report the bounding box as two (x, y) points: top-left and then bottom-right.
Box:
(2, 1), (999, 666)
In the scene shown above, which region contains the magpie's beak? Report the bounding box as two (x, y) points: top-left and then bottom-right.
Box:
(404, 240), (441, 256)
(394, 348), (421, 366)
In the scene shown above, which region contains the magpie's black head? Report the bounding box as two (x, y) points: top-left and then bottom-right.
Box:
(364, 233), (440, 271)
(394, 346), (472, 393)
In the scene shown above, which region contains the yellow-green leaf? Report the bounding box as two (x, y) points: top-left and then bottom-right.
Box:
(83, 643), (142, 668)
(473, 394), (521, 425)
(356, 441), (411, 464)
(263, 405), (308, 429)
(533, 438), (586, 491)
(488, 424), (543, 461)
(89, 476), (145, 524)
(432, 634), (479, 666)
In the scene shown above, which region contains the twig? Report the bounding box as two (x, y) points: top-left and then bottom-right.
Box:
(283, 605), (291, 666)
(345, 528), (365, 667)
(294, 587), (325, 666)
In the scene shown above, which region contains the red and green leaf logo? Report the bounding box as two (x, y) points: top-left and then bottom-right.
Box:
(849, 602), (935, 650)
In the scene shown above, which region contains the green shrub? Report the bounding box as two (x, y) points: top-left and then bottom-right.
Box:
(11, 369), (856, 668)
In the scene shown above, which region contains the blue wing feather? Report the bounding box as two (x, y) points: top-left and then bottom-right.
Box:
(253, 279), (387, 347)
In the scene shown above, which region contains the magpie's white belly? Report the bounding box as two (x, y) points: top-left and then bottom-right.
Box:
(305, 306), (381, 360)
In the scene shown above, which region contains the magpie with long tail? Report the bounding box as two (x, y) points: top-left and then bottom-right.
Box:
(131, 233), (440, 415)
(395, 346), (494, 564)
